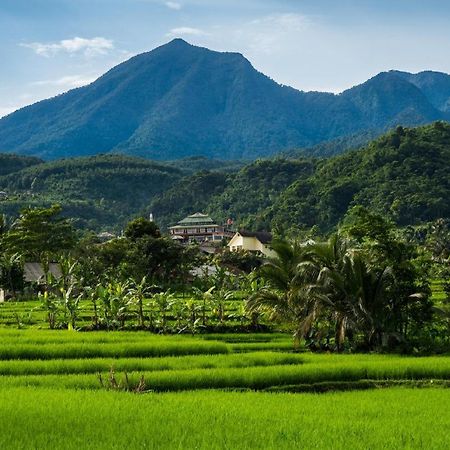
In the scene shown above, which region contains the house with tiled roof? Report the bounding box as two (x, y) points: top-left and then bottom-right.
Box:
(169, 212), (233, 243)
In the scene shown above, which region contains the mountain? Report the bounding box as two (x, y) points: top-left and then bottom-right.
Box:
(0, 39), (449, 160)
(149, 122), (450, 233)
(0, 154), (183, 230)
(149, 158), (315, 230)
(268, 121), (450, 233)
(392, 70), (450, 112)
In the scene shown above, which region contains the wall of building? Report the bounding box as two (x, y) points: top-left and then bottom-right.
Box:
(228, 234), (275, 257)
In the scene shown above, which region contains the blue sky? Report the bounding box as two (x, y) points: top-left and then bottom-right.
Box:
(1, 0), (450, 117)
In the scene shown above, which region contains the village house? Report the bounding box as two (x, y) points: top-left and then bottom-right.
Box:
(169, 212), (233, 244)
(227, 230), (275, 258)
(0, 262), (62, 302)
(23, 262), (62, 284)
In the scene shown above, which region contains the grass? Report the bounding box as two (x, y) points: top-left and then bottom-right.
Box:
(2, 354), (450, 391)
(0, 340), (229, 360)
(0, 387), (449, 449)
(0, 352), (304, 376)
(0, 328), (449, 448)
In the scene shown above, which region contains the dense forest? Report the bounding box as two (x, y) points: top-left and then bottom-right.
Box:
(0, 154), (43, 177)
(0, 122), (449, 233)
(0, 155), (183, 230)
(151, 122), (450, 234)
(1, 39), (449, 161)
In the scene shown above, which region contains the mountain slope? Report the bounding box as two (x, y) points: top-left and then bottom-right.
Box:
(392, 70), (450, 112)
(149, 122), (450, 233)
(0, 154), (43, 176)
(0, 39), (448, 160)
(269, 122), (450, 232)
(0, 154), (183, 230)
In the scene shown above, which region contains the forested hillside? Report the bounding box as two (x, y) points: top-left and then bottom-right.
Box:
(0, 154), (43, 176)
(268, 121), (450, 233)
(1, 39), (449, 161)
(150, 122), (450, 233)
(0, 154), (183, 230)
(1, 122), (449, 233)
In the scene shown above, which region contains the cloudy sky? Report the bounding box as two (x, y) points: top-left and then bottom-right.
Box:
(2, 0), (450, 117)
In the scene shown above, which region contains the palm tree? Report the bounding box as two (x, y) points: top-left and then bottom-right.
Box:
(246, 239), (321, 349)
(249, 234), (396, 351)
(311, 236), (393, 351)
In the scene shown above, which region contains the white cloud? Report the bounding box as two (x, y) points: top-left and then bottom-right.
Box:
(167, 27), (207, 37)
(20, 37), (114, 58)
(30, 75), (97, 89)
(165, 1), (182, 10)
(241, 13), (311, 55)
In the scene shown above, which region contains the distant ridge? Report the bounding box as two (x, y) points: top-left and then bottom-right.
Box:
(0, 39), (449, 160)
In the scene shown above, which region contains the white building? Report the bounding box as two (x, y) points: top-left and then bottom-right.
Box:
(228, 230), (275, 257)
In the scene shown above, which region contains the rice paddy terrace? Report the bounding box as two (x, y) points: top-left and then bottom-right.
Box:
(0, 328), (449, 449)
(0, 281), (448, 448)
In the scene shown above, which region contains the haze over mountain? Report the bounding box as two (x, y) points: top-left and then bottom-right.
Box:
(0, 39), (449, 160)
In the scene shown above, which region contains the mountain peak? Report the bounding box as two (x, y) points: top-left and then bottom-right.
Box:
(165, 38), (192, 47)
(0, 40), (449, 160)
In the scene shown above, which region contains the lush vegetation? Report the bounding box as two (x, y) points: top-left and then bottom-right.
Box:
(270, 122), (450, 233)
(0, 205), (448, 448)
(0, 153), (42, 176)
(150, 122), (450, 234)
(0, 328), (449, 448)
(0, 204), (448, 354)
(1, 387), (449, 449)
(0, 154), (184, 230)
(1, 122), (449, 233)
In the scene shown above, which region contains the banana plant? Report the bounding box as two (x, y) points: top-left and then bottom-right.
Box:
(39, 290), (59, 329)
(108, 280), (131, 329)
(128, 276), (154, 327)
(182, 298), (203, 334)
(60, 284), (82, 331)
(212, 289), (234, 324)
(153, 291), (175, 333)
(193, 286), (215, 326)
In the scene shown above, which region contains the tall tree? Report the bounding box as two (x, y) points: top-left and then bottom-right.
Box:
(3, 205), (77, 259)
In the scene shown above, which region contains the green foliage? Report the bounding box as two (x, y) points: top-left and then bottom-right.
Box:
(147, 123), (450, 234)
(150, 158), (315, 230)
(271, 122), (450, 233)
(124, 218), (160, 240)
(249, 217), (433, 351)
(214, 249), (263, 273)
(0, 154), (183, 231)
(148, 171), (229, 230)
(0, 153), (42, 176)
(1, 205), (77, 259)
(0, 253), (24, 296)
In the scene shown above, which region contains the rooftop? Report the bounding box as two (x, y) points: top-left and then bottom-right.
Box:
(171, 212), (218, 227)
(238, 230), (273, 244)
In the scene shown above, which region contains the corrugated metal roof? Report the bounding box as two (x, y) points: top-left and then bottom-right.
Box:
(24, 263), (62, 283)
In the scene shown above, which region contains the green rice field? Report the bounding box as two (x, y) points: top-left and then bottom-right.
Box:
(0, 329), (449, 448)
(1, 387), (449, 449)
